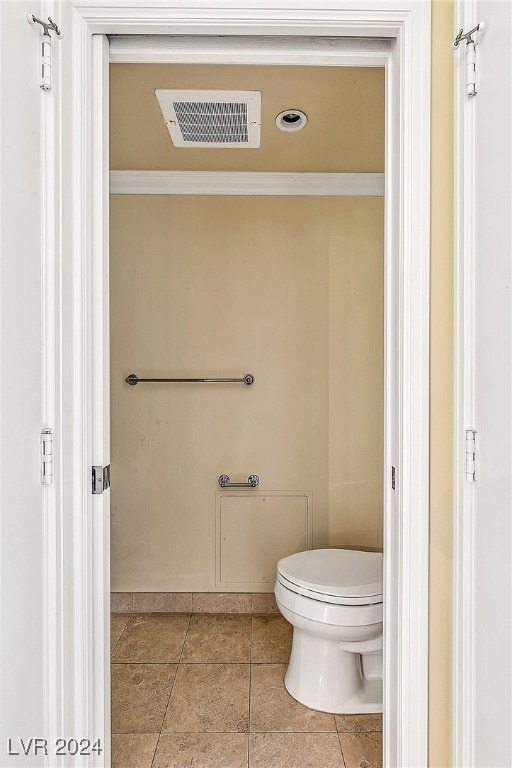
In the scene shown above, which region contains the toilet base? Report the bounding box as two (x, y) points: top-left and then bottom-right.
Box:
(284, 626), (383, 715)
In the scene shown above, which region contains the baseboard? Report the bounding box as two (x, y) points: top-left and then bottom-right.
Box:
(111, 591), (278, 614)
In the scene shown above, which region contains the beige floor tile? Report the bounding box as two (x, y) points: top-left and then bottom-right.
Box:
(251, 616), (292, 663)
(335, 713), (383, 733)
(111, 614), (131, 653)
(249, 733), (344, 768)
(153, 733), (249, 768)
(250, 664), (336, 733)
(111, 663), (177, 733)
(162, 663), (250, 733)
(112, 613), (190, 663)
(111, 733), (158, 768)
(181, 614), (251, 663)
(339, 732), (382, 768)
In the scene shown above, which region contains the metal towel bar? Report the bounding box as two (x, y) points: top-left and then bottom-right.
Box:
(218, 474), (260, 488)
(126, 373), (254, 386)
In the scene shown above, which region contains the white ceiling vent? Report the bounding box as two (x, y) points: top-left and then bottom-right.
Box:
(155, 89), (261, 148)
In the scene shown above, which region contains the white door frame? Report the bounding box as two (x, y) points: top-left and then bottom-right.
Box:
(453, 1), (512, 765)
(55, 2), (430, 766)
(453, 1), (477, 764)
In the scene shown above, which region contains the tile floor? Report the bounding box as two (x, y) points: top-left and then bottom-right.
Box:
(111, 613), (383, 768)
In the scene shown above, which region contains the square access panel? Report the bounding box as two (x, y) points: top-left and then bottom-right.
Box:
(155, 89), (261, 148)
(216, 491), (311, 591)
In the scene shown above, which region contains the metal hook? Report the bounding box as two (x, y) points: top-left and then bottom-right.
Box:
(27, 13), (62, 39)
(453, 23), (484, 49)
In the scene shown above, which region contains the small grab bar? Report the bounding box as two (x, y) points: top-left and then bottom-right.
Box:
(126, 373), (254, 386)
(218, 474), (260, 488)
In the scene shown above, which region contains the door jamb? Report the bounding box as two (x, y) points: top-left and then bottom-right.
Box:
(57, 4), (431, 766)
(453, 0), (477, 765)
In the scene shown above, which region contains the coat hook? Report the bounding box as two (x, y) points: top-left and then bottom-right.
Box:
(27, 13), (62, 38)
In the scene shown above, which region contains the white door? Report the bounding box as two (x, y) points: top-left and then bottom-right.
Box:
(0, 4), (107, 767)
(455, 2), (512, 766)
(0, 3), (47, 765)
(473, 4), (512, 763)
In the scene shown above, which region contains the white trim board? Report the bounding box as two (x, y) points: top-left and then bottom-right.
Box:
(109, 171), (385, 196)
(109, 34), (391, 65)
(453, 2), (477, 765)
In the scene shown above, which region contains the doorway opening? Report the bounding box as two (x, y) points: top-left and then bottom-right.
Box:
(71, 14), (430, 766)
(108, 54), (385, 767)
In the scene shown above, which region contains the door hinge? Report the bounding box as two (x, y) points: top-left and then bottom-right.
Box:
(465, 429), (476, 482)
(41, 428), (53, 484)
(453, 23), (484, 98)
(92, 465), (111, 495)
(26, 13), (62, 92)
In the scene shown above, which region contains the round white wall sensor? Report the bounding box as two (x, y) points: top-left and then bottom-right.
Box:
(276, 109), (308, 132)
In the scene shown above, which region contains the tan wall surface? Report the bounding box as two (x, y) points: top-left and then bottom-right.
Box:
(328, 200), (384, 549)
(429, 1), (454, 766)
(110, 196), (383, 592)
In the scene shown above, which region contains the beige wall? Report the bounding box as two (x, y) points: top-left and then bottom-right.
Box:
(110, 196), (383, 592)
(429, 1), (454, 766)
(328, 202), (384, 548)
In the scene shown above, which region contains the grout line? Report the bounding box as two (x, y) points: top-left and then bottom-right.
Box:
(150, 662), (184, 767)
(248, 616), (254, 767)
(151, 611), (192, 764)
(111, 731), (161, 736)
(336, 730), (347, 768)
(110, 615), (132, 657)
(111, 661), (184, 666)
(249, 616), (253, 665)
(336, 729), (384, 734)
(112, 657), (271, 667)
(114, 730), (349, 735)
(149, 731), (161, 768)
(152, 615), (192, 768)
(178, 613), (192, 664)
(111, 660), (252, 665)
(249, 729), (338, 734)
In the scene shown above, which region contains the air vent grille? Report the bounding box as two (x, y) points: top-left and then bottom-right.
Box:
(155, 89), (261, 148)
(172, 101), (248, 144)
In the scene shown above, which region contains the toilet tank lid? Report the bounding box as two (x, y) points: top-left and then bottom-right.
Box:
(277, 548), (383, 598)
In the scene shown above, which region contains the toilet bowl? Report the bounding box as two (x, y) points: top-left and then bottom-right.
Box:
(275, 548), (383, 715)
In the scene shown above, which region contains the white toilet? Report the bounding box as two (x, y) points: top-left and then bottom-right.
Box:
(275, 548), (383, 715)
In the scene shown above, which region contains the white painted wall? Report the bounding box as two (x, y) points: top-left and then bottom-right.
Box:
(0, 3), (45, 765)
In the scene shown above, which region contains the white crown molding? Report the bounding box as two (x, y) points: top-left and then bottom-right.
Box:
(109, 170), (385, 196)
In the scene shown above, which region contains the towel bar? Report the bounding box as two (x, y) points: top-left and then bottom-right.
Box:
(125, 373), (254, 386)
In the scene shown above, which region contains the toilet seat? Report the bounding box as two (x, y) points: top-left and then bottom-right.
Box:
(277, 572), (382, 606)
(275, 578), (383, 627)
(277, 548), (383, 606)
